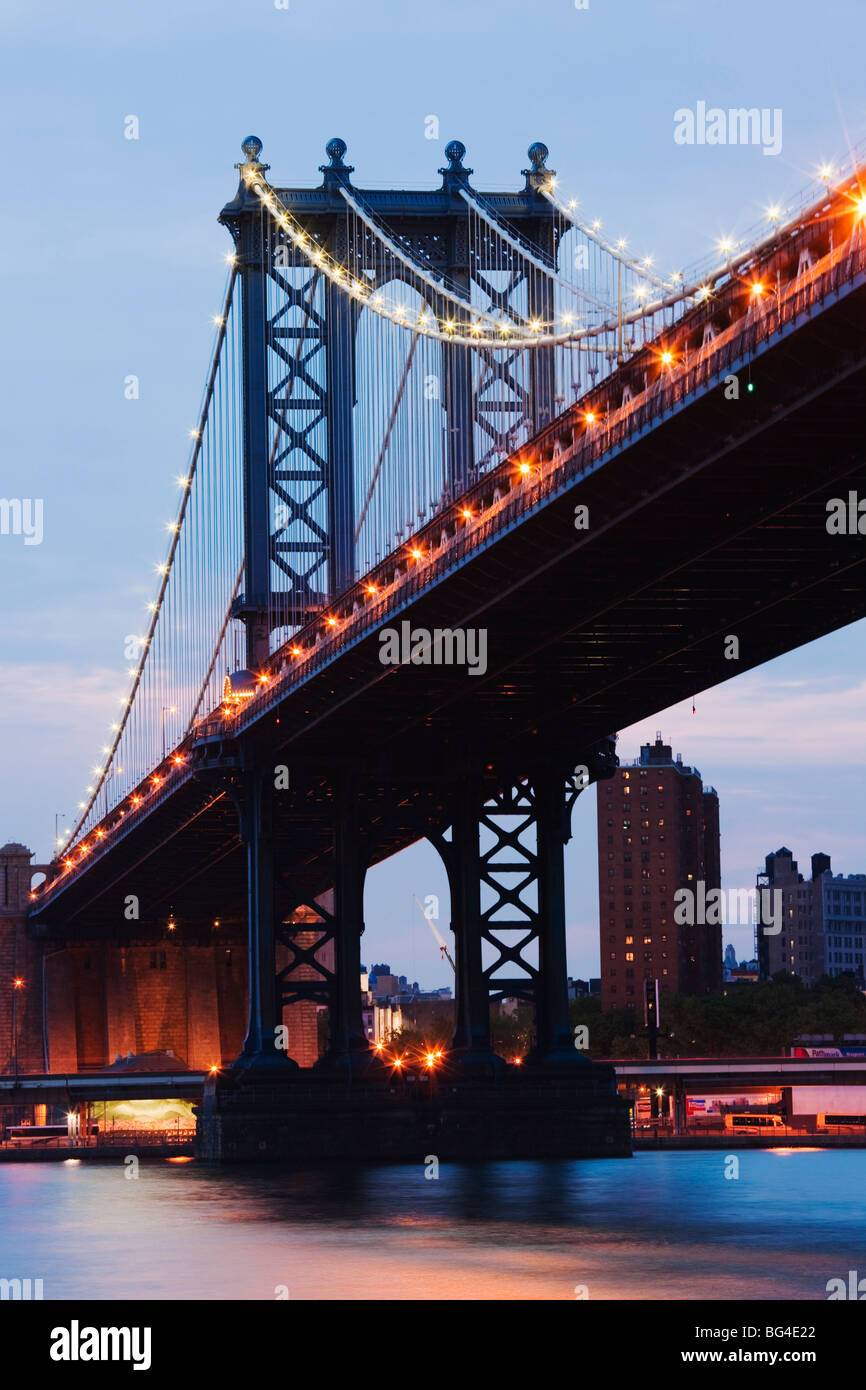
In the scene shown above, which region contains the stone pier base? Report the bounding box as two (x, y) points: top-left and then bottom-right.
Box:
(195, 1063), (632, 1162)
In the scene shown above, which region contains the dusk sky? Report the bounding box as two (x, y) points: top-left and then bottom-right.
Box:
(1, 0), (863, 988)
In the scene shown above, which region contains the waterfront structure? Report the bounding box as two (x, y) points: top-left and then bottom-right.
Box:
(597, 735), (721, 1010)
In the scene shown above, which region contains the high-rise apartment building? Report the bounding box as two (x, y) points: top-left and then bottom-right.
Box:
(597, 734), (721, 1011)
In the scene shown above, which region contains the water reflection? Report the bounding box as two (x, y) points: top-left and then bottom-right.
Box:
(0, 1151), (863, 1300)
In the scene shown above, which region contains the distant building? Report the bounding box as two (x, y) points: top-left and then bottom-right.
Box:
(724, 944), (738, 970)
(757, 848), (822, 983)
(756, 849), (842, 986)
(567, 978), (600, 999)
(597, 733), (721, 1011)
(821, 871), (866, 984)
(726, 963), (760, 984)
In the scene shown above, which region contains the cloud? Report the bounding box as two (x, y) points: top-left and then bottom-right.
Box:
(619, 671), (866, 768)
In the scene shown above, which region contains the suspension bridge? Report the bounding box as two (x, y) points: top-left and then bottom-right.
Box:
(11, 135), (866, 1159)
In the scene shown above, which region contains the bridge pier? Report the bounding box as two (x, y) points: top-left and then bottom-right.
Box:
(193, 742), (630, 1161)
(315, 769), (377, 1074)
(233, 767), (298, 1075)
(525, 758), (588, 1067)
(442, 771), (504, 1075)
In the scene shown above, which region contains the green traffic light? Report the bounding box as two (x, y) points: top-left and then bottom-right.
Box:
(747, 382), (755, 392)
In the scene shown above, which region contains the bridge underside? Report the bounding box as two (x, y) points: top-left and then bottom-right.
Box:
(34, 275), (866, 939)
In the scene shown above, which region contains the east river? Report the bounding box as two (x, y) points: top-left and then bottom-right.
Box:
(1, 1149), (863, 1300)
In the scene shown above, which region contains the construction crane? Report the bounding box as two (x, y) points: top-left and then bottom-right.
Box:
(414, 893), (455, 973)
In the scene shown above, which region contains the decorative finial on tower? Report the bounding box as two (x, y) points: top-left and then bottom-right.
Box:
(523, 141), (555, 194)
(319, 137), (354, 187)
(235, 135), (270, 179)
(326, 137), (347, 167)
(439, 140), (473, 191)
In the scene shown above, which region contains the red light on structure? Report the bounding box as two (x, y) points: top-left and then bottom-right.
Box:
(513, 1056), (523, 1066)
(584, 410), (596, 425)
(365, 584), (377, 596)
(209, 1064), (219, 1074)
(461, 508), (472, 520)
(172, 755), (183, 765)
(96, 829), (105, 838)
(660, 350), (673, 366)
(152, 776), (161, 786)
(518, 461), (532, 476)
(750, 281), (764, 297)
(326, 616), (337, 628)
(410, 547), (423, 560)
(13, 978), (23, 989)
(290, 646), (301, 657)
(132, 796), (141, 806)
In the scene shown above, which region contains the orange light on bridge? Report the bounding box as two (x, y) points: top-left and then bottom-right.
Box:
(512, 1055), (523, 1066)
(96, 829), (105, 838)
(132, 796), (141, 806)
(518, 461), (532, 476)
(856, 195), (866, 219)
(64, 859), (73, 868)
(410, 547), (423, 560)
(209, 1064), (220, 1074)
(326, 616), (338, 628)
(461, 508), (472, 520)
(750, 281), (765, 297)
(365, 584), (377, 595)
(290, 646), (301, 657)
(13, 978), (23, 989)
(172, 755), (184, 765)
(424, 1052), (437, 1068)
(660, 350), (674, 366)
(584, 410), (596, 425)
(152, 776), (161, 786)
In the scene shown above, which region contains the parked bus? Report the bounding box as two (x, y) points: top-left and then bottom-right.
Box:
(817, 1113), (866, 1130)
(724, 1113), (785, 1131)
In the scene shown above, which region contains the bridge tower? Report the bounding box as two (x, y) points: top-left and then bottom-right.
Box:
(193, 137), (630, 1158)
(219, 135), (562, 666)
